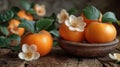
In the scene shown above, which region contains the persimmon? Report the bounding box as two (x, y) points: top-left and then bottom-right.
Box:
(17, 10), (33, 20)
(21, 30), (53, 56)
(85, 22), (117, 43)
(59, 23), (84, 42)
(8, 19), (25, 36)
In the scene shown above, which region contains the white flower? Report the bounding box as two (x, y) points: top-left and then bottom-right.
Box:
(65, 15), (86, 32)
(18, 44), (40, 61)
(109, 53), (120, 61)
(34, 4), (46, 16)
(57, 9), (69, 24)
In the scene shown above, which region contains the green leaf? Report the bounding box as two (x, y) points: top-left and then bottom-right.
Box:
(0, 36), (10, 48)
(0, 26), (9, 36)
(27, 9), (36, 15)
(83, 5), (100, 20)
(44, 13), (57, 20)
(35, 18), (54, 32)
(117, 21), (120, 26)
(44, 13), (56, 21)
(102, 12), (118, 23)
(20, 0), (31, 10)
(50, 30), (59, 37)
(46, 23), (57, 31)
(68, 8), (78, 15)
(31, 3), (35, 8)
(19, 19), (35, 33)
(8, 34), (21, 46)
(50, 13), (57, 20)
(10, 7), (20, 19)
(11, 6), (20, 13)
(43, 13), (57, 31)
(0, 9), (15, 22)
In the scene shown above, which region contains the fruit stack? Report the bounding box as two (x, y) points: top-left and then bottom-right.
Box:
(57, 5), (119, 57)
(0, 0), (119, 60)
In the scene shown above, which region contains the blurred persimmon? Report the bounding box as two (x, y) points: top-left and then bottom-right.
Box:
(8, 19), (25, 36)
(17, 10), (33, 20)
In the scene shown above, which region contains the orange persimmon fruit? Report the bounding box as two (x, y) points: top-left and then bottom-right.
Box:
(59, 23), (84, 42)
(21, 30), (53, 56)
(85, 22), (116, 43)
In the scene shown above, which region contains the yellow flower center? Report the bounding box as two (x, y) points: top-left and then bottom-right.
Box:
(71, 20), (81, 28)
(25, 52), (33, 59)
(37, 8), (44, 14)
(115, 54), (120, 59)
(62, 14), (68, 21)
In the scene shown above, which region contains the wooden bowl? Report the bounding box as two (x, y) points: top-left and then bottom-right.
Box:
(58, 38), (119, 57)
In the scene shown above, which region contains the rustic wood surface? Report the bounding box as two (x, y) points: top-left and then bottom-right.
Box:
(0, 36), (120, 67)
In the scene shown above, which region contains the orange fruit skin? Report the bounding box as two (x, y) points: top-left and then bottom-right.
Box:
(8, 19), (25, 36)
(81, 13), (102, 25)
(59, 23), (84, 42)
(21, 30), (53, 56)
(85, 22), (117, 43)
(17, 10), (33, 20)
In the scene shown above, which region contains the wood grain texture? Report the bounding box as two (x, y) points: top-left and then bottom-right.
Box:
(0, 36), (120, 67)
(0, 48), (119, 67)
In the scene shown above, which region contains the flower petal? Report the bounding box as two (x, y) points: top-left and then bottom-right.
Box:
(65, 20), (70, 27)
(79, 26), (86, 31)
(58, 20), (63, 24)
(114, 53), (120, 60)
(66, 15), (86, 32)
(18, 52), (25, 60)
(22, 44), (29, 52)
(57, 14), (62, 23)
(33, 52), (40, 60)
(34, 4), (46, 16)
(69, 26), (76, 31)
(82, 22), (87, 27)
(57, 9), (69, 24)
(24, 57), (33, 61)
(69, 15), (76, 23)
(61, 9), (68, 15)
(78, 16), (83, 21)
(109, 53), (116, 60)
(30, 45), (37, 51)
(76, 27), (84, 32)
(61, 9), (69, 18)
(24, 52), (34, 61)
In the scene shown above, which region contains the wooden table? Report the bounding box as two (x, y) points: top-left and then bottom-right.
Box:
(0, 37), (120, 67)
